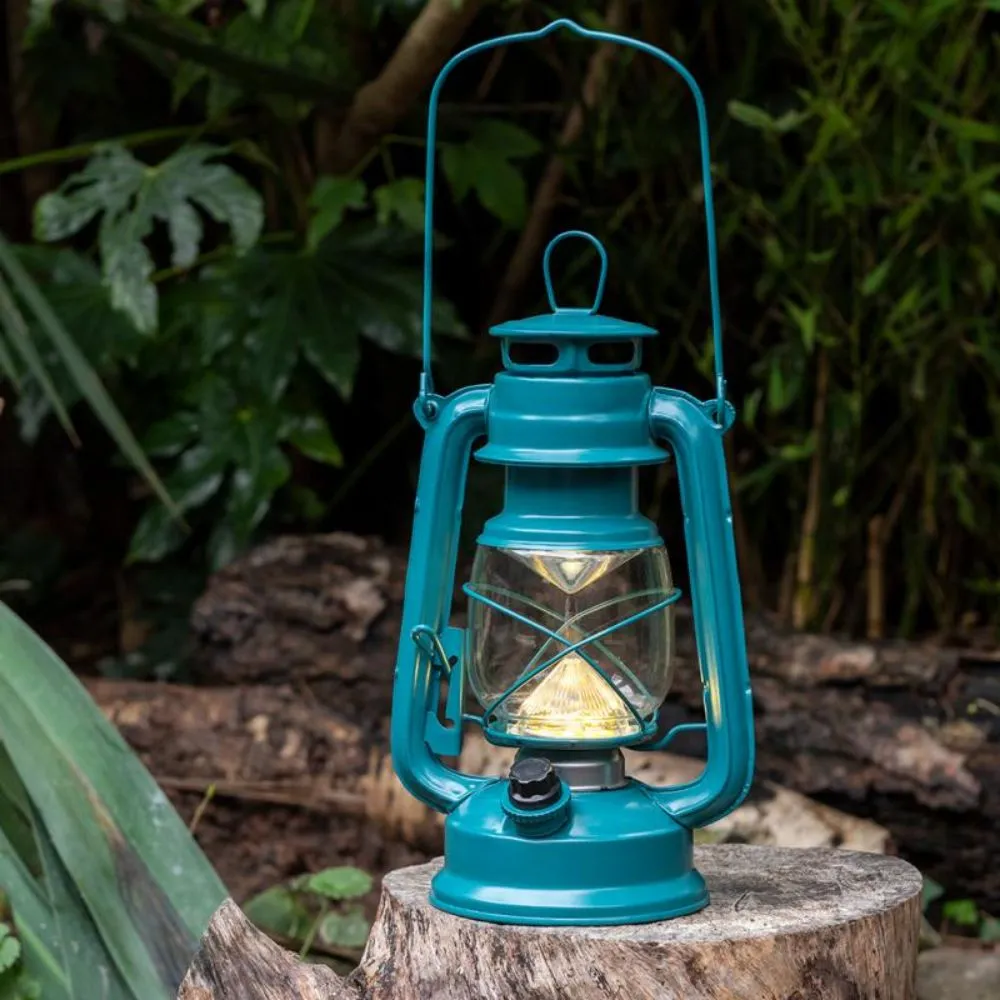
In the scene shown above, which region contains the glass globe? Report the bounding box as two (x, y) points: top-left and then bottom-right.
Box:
(466, 545), (675, 742)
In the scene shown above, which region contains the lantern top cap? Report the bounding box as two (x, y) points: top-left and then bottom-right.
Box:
(490, 230), (658, 342)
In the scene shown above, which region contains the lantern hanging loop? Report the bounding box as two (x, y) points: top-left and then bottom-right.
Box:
(419, 17), (728, 424)
(542, 230), (608, 314)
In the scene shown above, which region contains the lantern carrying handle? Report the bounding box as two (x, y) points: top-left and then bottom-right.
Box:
(542, 230), (608, 314)
(420, 17), (727, 424)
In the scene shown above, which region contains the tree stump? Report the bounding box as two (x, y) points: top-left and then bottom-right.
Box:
(178, 845), (923, 1000)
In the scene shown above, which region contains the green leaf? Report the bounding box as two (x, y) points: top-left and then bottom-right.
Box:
(861, 258), (893, 296)
(980, 191), (1000, 215)
(0, 604), (227, 998)
(441, 143), (474, 202)
(373, 179), (425, 231)
(0, 925), (21, 974)
(778, 438), (815, 461)
(31, 812), (132, 1000)
(34, 146), (145, 243)
(166, 202), (202, 269)
(915, 102), (1000, 143)
(762, 234), (784, 268)
(943, 898), (980, 927)
(243, 302), (300, 402)
(273, 0), (317, 43)
(728, 101), (776, 131)
(101, 216), (158, 333)
(26, 0), (57, 40)
(301, 321), (359, 396)
(283, 414), (342, 466)
(767, 363), (786, 414)
(164, 444), (227, 512)
(213, 222), (459, 401)
(921, 876), (945, 911)
(33, 144), (263, 333)
(470, 119), (542, 158)
(225, 446), (290, 540)
(243, 887), (311, 940)
(142, 413), (199, 459)
(785, 300), (818, 351)
(182, 156), (264, 254)
(96, 0), (127, 21)
(0, 273), (77, 441)
(318, 906), (370, 950)
(127, 505), (187, 564)
(472, 156), (527, 228)
(0, 827), (70, 1000)
(304, 867), (372, 901)
(980, 915), (1000, 942)
(307, 177), (367, 251)
(0, 236), (179, 520)
(245, 0), (268, 17)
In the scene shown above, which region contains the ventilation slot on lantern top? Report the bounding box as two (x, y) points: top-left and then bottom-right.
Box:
(507, 341), (560, 366)
(588, 341), (636, 367)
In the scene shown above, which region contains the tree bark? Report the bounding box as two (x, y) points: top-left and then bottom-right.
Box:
(318, 0), (482, 176)
(176, 899), (353, 1000)
(178, 847), (922, 1000)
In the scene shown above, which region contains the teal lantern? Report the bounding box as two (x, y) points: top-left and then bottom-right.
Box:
(390, 19), (755, 926)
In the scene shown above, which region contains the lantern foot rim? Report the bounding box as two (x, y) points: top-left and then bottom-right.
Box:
(429, 870), (708, 926)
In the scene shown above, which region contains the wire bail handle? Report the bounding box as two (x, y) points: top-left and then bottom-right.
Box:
(419, 18), (728, 424)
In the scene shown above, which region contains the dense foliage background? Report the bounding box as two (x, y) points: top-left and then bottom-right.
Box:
(1, 0), (998, 678)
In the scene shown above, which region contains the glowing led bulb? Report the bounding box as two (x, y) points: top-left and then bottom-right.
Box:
(511, 549), (640, 594)
(508, 653), (639, 740)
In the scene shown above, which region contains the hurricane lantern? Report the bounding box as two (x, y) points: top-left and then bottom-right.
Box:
(391, 19), (755, 927)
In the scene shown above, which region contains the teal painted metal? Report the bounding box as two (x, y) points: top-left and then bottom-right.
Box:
(430, 781), (708, 925)
(475, 373), (668, 466)
(477, 467), (664, 549)
(390, 17), (755, 926)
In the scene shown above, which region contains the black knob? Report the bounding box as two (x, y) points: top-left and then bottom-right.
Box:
(508, 757), (562, 811)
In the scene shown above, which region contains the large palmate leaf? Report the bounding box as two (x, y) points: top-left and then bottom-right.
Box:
(442, 119), (542, 228)
(126, 218), (464, 569)
(34, 143), (263, 333)
(0, 603), (227, 999)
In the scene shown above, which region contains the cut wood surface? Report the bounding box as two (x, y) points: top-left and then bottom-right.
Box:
(177, 533), (1000, 908)
(177, 846), (923, 1000)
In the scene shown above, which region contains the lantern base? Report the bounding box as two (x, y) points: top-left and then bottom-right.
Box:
(430, 779), (707, 925)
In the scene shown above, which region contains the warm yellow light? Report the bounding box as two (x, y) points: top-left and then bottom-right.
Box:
(508, 654), (639, 740)
(513, 549), (639, 594)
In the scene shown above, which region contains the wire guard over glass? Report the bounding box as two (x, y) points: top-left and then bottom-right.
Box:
(462, 577), (682, 747)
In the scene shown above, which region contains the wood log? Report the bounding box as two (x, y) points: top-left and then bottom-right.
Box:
(177, 846), (923, 1000)
(183, 533), (1000, 909)
(86, 678), (891, 876)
